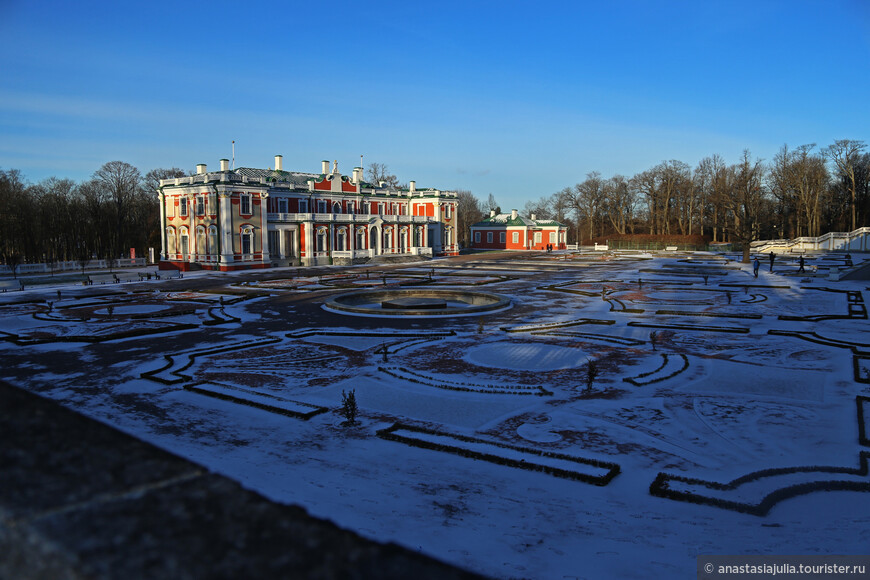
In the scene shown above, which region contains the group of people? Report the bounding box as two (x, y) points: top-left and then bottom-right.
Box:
(545, 244), (555, 253)
(753, 252), (807, 277)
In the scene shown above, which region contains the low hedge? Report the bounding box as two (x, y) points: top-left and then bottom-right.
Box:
(650, 451), (870, 516)
(378, 422), (620, 486)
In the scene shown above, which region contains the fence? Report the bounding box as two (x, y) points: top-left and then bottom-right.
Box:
(0, 258), (147, 275)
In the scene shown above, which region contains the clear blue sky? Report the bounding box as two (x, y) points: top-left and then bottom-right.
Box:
(1, 0), (868, 210)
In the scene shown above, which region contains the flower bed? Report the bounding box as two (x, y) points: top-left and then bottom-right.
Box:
(377, 423), (620, 486)
(623, 354), (689, 386)
(184, 381), (327, 420)
(649, 451), (870, 516)
(379, 366), (552, 396)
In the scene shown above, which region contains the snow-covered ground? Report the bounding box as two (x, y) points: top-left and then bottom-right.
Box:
(2, 251), (869, 579)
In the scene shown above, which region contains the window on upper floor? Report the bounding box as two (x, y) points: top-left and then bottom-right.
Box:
(277, 198), (288, 213)
(240, 193), (252, 215)
(298, 199), (309, 213)
(317, 200), (327, 214)
(179, 197), (188, 217)
(196, 195), (205, 216)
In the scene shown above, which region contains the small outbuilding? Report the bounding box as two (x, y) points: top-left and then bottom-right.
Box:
(470, 210), (568, 251)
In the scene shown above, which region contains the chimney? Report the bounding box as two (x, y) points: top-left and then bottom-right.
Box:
(321, 160), (329, 174)
(196, 163), (207, 174)
(352, 167), (361, 184)
(511, 209), (518, 220)
(490, 210), (496, 218)
(219, 158), (229, 172)
(409, 180), (416, 193)
(530, 213), (537, 221)
(275, 155), (283, 171)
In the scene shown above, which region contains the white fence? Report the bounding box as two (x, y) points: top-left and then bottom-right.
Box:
(0, 258), (147, 275)
(751, 227), (870, 253)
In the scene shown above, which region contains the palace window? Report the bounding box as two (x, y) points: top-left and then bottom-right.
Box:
(240, 194), (252, 215)
(317, 200), (327, 214)
(179, 197), (188, 217)
(298, 199), (308, 213)
(277, 198), (288, 213)
(196, 195), (205, 216)
(240, 226), (253, 256)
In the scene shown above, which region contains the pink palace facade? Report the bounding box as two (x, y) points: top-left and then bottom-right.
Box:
(158, 156), (459, 271)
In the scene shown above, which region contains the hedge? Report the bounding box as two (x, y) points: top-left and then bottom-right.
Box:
(378, 422), (620, 486)
(649, 451), (870, 516)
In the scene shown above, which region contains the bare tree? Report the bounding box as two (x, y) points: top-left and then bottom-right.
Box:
(485, 193), (501, 214)
(455, 189), (484, 248)
(93, 161), (143, 259)
(824, 139), (866, 231)
(145, 167), (187, 193)
(574, 171), (604, 242)
(724, 150), (768, 263)
(523, 195), (553, 220)
(366, 163), (400, 188)
(601, 175), (634, 235)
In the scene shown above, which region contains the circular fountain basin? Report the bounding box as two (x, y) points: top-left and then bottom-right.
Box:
(381, 297), (447, 310)
(323, 289), (511, 318)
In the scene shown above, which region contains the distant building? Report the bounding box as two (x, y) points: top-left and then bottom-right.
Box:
(158, 156), (458, 271)
(470, 210), (568, 251)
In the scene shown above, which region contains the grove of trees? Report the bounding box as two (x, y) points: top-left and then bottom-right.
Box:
(502, 140), (869, 260)
(0, 161), (185, 270)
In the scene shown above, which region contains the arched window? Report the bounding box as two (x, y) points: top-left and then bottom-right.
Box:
(179, 226), (189, 258)
(208, 225), (218, 257)
(240, 225), (254, 256)
(356, 227), (366, 249)
(166, 227), (177, 257)
(333, 202), (341, 214)
(196, 226), (206, 258)
(383, 227), (393, 250)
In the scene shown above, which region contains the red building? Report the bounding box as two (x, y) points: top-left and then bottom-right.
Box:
(470, 210), (567, 251)
(159, 156), (458, 271)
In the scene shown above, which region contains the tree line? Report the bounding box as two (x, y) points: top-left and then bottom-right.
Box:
(3, 140), (867, 269)
(0, 161), (184, 270)
(455, 140), (869, 258)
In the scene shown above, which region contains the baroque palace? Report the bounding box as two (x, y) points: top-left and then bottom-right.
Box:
(158, 156), (459, 270)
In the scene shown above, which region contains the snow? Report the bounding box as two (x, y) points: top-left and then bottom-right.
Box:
(2, 250), (869, 578)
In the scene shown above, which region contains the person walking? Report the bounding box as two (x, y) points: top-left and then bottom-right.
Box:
(753, 257), (760, 278)
(798, 255), (805, 273)
(769, 252), (775, 272)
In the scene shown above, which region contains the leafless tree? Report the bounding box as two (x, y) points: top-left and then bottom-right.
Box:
(824, 139), (866, 231)
(366, 163), (400, 188)
(724, 150), (768, 262)
(455, 189), (484, 248)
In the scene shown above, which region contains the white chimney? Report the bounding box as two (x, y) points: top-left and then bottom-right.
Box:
(196, 163), (207, 174)
(409, 180), (416, 193)
(490, 209), (496, 218)
(321, 160), (329, 174)
(511, 209), (518, 220)
(275, 155), (283, 171)
(219, 158), (229, 171)
(530, 213), (537, 221)
(352, 167), (361, 184)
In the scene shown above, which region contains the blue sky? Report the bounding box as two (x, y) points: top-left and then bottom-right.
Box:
(1, 0), (868, 210)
